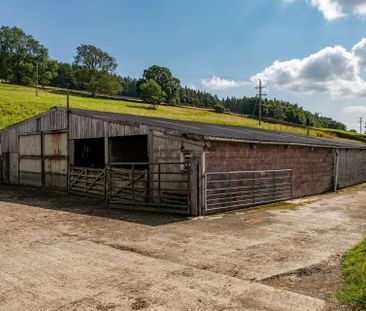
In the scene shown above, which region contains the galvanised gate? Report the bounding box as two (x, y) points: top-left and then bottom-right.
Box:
(205, 169), (293, 213)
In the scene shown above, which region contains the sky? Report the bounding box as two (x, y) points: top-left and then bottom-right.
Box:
(1, 0), (366, 130)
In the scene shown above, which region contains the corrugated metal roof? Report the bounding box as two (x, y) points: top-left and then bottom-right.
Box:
(65, 108), (366, 149)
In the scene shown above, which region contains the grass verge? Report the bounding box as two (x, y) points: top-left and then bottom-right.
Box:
(337, 238), (366, 309)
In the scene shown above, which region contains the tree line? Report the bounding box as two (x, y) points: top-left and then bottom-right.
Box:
(0, 25), (346, 130)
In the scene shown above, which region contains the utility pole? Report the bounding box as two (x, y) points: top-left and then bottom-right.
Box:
(360, 117), (363, 135)
(66, 85), (70, 112)
(35, 61), (39, 97)
(255, 79), (267, 126)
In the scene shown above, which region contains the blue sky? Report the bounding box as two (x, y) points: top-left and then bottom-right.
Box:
(1, 0), (366, 130)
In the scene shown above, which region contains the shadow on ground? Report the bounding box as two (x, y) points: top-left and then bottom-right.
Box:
(0, 184), (188, 226)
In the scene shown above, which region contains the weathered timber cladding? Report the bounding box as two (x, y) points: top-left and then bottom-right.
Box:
(205, 141), (334, 198)
(0, 109), (67, 153)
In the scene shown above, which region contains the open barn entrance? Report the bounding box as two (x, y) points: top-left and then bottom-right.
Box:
(74, 138), (105, 169)
(110, 135), (149, 168)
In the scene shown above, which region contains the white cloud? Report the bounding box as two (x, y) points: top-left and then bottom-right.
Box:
(251, 38), (366, 98)
(283, 0), (366, 20)
(201, 76), (249, 90)
(343, 105), (366, 113)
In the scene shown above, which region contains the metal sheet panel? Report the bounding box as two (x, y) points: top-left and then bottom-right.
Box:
(44, 132), (67, 156)
(45, 174), (67, 190)
(19, 134), (41, 156)
(19, 158), (42, 173)
(44, 159), (67, 174)
(9, 153), (18, 184)
(19, 172), (42, 187)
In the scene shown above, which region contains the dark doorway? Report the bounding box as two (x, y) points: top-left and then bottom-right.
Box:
(110, 135), (148, 167)
(74, 138), (105, 168)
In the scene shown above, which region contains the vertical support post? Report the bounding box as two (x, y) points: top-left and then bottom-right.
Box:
(41, 132), (45, 188)
(131, 164), (135, 202)
(66, 86), (70, 193)
(229, 172), (233, 208)
(84, 169), (87, 193)
(204, 172), (208, 213)
(252, 171), (255, 203)
(35, 62), (39, 97)
(103, 166), (107, 200)
(187, 163), (191, 215)
(196, 163), (200, 216)
(158, 163), (161, 204)
(334, 149), (340, 192)
(272, 170), (275, 200)
(290, 170), (293, 198)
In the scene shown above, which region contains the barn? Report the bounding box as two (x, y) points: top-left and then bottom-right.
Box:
(1, 106), (366, 216)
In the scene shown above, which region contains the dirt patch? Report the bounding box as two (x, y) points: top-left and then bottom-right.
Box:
(131, 298), (150, 310)
(261, 255), (352, 310)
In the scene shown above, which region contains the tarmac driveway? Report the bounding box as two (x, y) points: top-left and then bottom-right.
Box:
(0, 184), (365, 310)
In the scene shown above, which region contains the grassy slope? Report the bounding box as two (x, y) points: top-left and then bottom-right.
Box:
(337, 239), (366, 309)
(0, 83), (359, 141)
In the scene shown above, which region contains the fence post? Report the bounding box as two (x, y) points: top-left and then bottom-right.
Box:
(131, 164), (135, 202)
(84, 169), (87, 193)
(187, 163), (191, 215)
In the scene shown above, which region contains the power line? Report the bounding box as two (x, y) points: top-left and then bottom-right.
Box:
(255, 79), (267, 126)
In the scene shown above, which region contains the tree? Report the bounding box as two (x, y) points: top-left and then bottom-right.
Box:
(51, 62), (78, 89)
(142, 65), (180, 104)
(139, 80), (164, 109)
(0, 25), (57, 85)
(73, 44), (119, 97)
(213, 102), (225, 113)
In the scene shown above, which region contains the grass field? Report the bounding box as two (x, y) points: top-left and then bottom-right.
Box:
(337, 239), (366, 309)
(0, 83), (360, 141)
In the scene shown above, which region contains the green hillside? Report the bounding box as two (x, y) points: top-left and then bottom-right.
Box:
(0, 83), (362, 142)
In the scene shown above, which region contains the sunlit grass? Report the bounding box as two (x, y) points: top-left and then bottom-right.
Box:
(337, 238), (366, 309)
(0, 83), (354, 141)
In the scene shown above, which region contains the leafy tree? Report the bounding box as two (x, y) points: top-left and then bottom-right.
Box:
(51, 62), (78, 89)
(139, 80), (164, 109)
(73, 44), (119, 97)
(97, 73), (123, 96)
(142, 65), (180, 104)
(213, 102), (225, 113)
(120, 77), (138, 97)
(0, 25), (57, 85)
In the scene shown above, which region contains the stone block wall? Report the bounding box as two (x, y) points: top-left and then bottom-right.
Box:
(205, 141), (334, 198)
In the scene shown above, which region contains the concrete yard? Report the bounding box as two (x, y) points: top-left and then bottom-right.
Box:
(0, 184), (365, 310)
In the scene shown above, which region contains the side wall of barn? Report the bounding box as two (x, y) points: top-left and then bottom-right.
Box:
(205, 141), (334, 198)
(337, 149), (366, 188)
(0, 109), (68, 188)
(68, 113), (204, 215)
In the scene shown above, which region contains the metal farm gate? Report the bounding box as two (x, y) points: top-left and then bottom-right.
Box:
(109, 162), (192, 214)
(68, 167), (107, 198)
(68, 162), (192, 214)
(205, 169), (293, 213)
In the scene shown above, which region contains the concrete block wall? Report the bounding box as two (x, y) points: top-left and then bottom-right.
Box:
(205, 141), (334, 198)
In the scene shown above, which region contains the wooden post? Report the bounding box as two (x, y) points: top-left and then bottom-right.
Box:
(84, 169), (87, 193)
(131, 164), (135, 202)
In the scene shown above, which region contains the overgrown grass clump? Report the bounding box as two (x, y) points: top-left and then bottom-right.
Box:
(337, 239), (366, 309)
